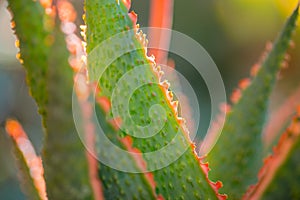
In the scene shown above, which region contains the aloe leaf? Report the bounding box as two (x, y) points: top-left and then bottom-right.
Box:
(42, 24), (92, 199)
(4, 120), (44, 200)
(263, 86), (300, 150)
(83, 1), (158, 198)
(94, 105), (157, 199)
(206, 5), (299, 199)
(243, 109), (300, 199)
(85, 0), (224, 199)
(6, 0), (50, 118)
(0, 126), (26, 199)
(260, 124), (300, 199)
(7, 0), (93, 198)
(73, 88), (156, 199)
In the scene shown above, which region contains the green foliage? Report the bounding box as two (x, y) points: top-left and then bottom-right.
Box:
(94, 106), (156, 199)
(261, 116), (300, 199)
(3, 0), (300, 199)
(8, 139), (41, 200)
(7, 0), (50, 118)
(206, 5), (299, 199)
(7, 0), (92, 199)
(86, 0), (220, 199)
(2, 124), (41, 200)
(42, 26), (92, 199)
(0, 128), (25, 200)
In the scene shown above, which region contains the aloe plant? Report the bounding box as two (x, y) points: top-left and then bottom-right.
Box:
(1, 0), (300, 199)
(206, 5), (299, 199)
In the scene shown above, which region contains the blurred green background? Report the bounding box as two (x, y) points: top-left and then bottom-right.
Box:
(0, 0), (299, 199)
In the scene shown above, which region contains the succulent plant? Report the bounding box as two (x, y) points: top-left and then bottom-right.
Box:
(1, 0), (300, 199)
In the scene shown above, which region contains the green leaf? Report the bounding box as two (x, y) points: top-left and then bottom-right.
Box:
(85, 0), (223, 199)
(3, 120), (42, 200)
(206, 5), (299, 199)
(7, 0), (93, 198)
(7, 0), (50, 118)
(95, 105), (157, 199)
(244, 110), (300, 199)
(84, 1), (158, 199)
(0, 126), (26, 200)
(42, 26), (93, 199)
(261, 130), (300, 199)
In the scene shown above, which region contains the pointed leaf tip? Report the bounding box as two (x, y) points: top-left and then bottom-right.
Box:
(206, 4), (299, 199)
(5, 119), (47, 200)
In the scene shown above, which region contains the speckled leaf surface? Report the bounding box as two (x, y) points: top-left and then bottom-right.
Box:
(42, 25), (92, 199)
(85, 0), (223, 199)
(244, 111), (300, 199)
(7, 0), (50, 118)
(7, 0), (92, 199)
(206, 5), (299, 199)
(262, 133), (300, 199)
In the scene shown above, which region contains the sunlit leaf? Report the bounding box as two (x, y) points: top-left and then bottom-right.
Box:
(4, 120), (45, 200)
(244, 108), (300, 199)
(207, 5), (299, 199)
(85, 0), (225, 199)
(7, 0), (93, 199)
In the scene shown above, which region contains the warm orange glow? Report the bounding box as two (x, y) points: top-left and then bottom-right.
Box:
(121, 0), (131, 10)
(197, 158), (227, 200)
(128, 11), (138, 27)
(81, 104), (105, 200)
(57, 0), (77, 23)
(6, 120), (25, 139)
(264, 87), (300, 148)
(5, 120), (47, 200)
(10, 21), (16, 29)
(238, 78), (251, 90)
(250, 64), (260, 77)
(230, 89), (241, 104)
(108, 117), (122, 131)
(55, 1), (104, 198)
(96, 96), (111, 114)
(74, 73), (89, 101)
(76, 80), (104, 200)
(148, 0), (174, 65)
(297, 105), (300, 115)
(244, 111), (300, 199)
(39, 0), (52, 9)
(15, 39), (20, 48)
(120, 136), (157, 196)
